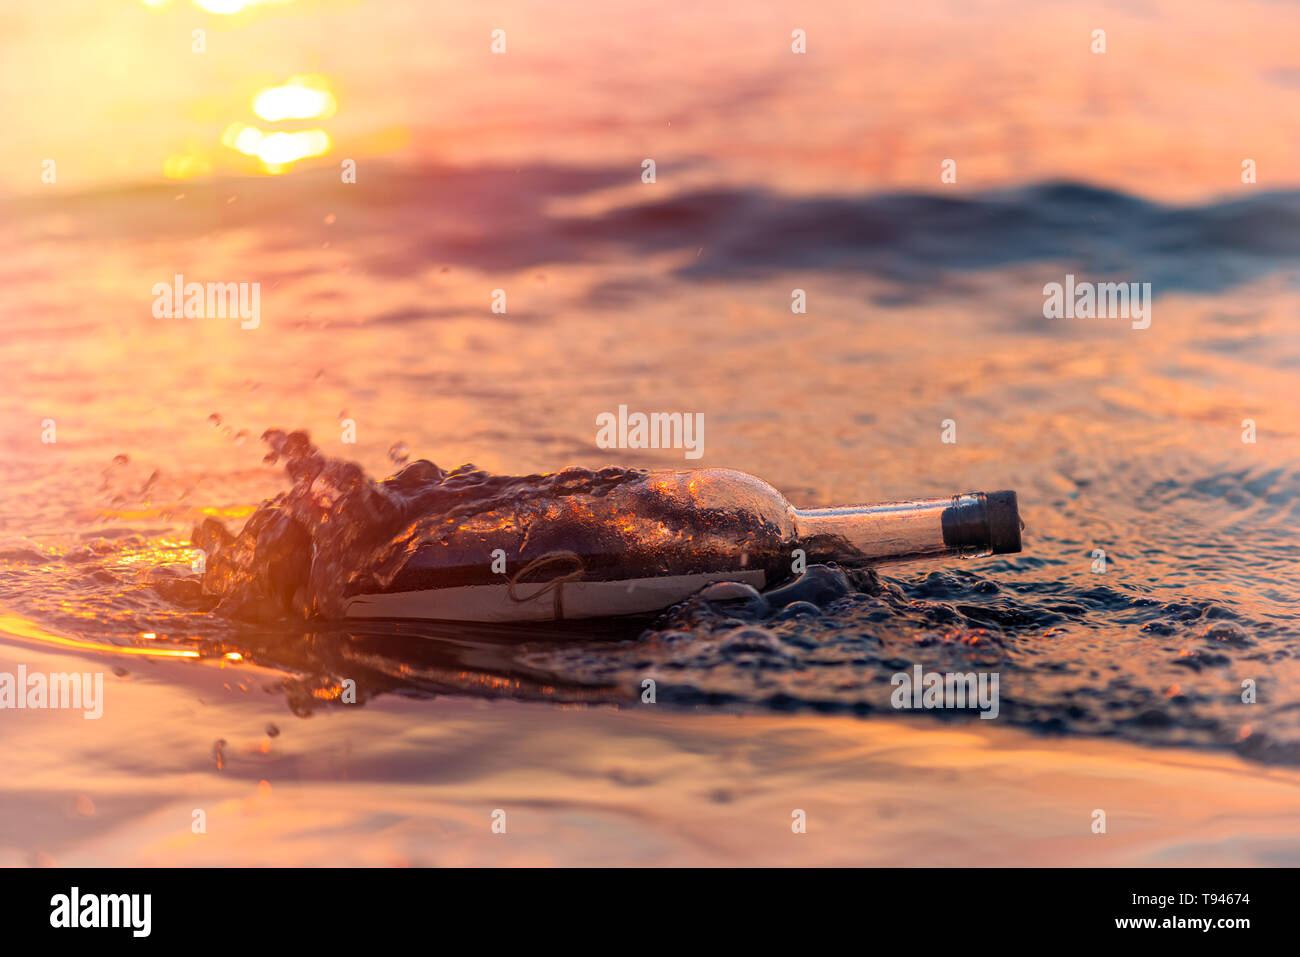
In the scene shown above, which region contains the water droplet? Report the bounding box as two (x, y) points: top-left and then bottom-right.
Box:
(388, 441), (410, 464)
(233, 430), (248, 446)
(265, 723), (280, 738)
(208, 413), (222, 427)
(111, 453), (129, 466)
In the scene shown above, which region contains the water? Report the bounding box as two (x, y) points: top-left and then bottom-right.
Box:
(3, 0), (1300, 866)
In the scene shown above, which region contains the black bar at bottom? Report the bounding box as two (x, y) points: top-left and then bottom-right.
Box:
(0, 866), (1279, 943)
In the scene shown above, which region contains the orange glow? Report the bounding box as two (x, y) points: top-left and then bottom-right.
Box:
(0, 613), (199, 659)
(163, 153), (211, 180)
(191, 0), (285, 13)
(139, 0), (293, 11)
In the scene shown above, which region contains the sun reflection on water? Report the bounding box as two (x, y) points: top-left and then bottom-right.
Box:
(222, 124), (332, 170)
(140, 0), (334, 177)
(252, 76), (336, 122)
(221, 74), (337, 172)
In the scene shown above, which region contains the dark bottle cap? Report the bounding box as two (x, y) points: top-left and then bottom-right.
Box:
(984, 490), (1021, 554)
(941, 491), (1022, 555)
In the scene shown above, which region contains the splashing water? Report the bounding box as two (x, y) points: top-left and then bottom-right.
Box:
(192, 429), (648, 621)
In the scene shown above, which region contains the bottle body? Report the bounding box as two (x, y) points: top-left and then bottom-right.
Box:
(343, 468), (1020, 621)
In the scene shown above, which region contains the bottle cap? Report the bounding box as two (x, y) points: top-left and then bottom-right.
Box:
(941, 491), (1023, 555)
(985, 490), (1021, 554)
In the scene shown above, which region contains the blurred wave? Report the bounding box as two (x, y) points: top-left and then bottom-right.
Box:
(8, 167), (1300, 302)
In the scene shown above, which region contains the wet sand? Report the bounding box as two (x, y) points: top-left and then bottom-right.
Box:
(5, 621), (1299, 867)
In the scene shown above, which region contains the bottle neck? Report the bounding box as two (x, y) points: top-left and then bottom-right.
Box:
(791, 492), (1019, 566)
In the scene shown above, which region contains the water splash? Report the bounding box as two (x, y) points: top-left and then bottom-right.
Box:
(192, 429), (646, 620)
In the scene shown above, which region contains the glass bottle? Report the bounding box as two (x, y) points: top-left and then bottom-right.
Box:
(345, 468), (1021, 622)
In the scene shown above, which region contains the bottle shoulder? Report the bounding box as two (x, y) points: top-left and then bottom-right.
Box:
(637, 468), (795, 526)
